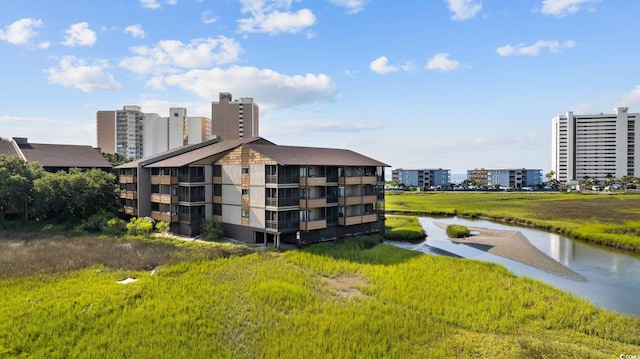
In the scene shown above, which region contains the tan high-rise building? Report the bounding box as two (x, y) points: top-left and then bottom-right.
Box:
(97, 106), (144, 159)
(211, 92), (259, 140)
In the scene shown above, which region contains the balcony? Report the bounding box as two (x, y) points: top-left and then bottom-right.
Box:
(299, 198), (327, 209)
(338, 214), (378, 226)
(151, 176), (178, 185)
(300, 177), (327, 187)
(338, 177), (362, 186)
(120, 175), (136, 184)
(120, 190), (138, 200)
(151, 193), (178, 204)
(339, 215), (362, 226)
(361, 176), (378, 185)
(338, 196), (363, 206)
(124, 206), (138, 216)
(361, 194), (377, 204)
(300, 219), (327, 231)
(151, 211), (178, 223)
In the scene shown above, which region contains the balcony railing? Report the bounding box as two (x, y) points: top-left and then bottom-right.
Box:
(300, 219), (327, 231)
(299, 198), (327, 209)
(151, 211), (178, 223)
(151, 176), (178, 185)
(300, 176), (327, 187)
(338, 214), (378, 226)
(120, 175), (136, 184)
(150, 193), (178, 204)
(124, 206), (138, 216)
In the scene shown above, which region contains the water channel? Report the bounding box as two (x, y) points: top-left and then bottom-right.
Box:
(387, 216), (640, 318)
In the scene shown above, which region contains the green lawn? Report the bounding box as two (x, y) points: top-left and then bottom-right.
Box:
(1, 234), (639, 358)
(385, 191), (640, 252)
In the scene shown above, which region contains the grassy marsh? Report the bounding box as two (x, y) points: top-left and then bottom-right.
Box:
(385, 191), (640, 252)
(1, 233), (639, 358)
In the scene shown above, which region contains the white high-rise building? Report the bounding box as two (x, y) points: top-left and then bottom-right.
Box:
(98, 106), (212, 159)
(552, 107), (639, 183)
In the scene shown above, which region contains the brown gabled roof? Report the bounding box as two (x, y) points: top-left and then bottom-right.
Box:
(245, 144), (389, 167)
(17, 142), (112, 169)
(146, 137), (273, 168)
(0, 140), (19, 157)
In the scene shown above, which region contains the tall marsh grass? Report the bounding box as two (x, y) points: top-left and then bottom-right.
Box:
(384, 215), (426, 242)
(1, 235), (639, 357)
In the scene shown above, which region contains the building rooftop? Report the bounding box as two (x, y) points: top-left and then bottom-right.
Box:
(2, 137), (112, 169)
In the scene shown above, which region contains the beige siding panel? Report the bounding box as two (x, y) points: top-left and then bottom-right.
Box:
(250, 207), (265, 228)
(222, 184), (242, 205)
(250, 185), (264, 208)
(222, 164), (242, 184)
(222, 204), (241, 225)
(250, 163), (265, 183)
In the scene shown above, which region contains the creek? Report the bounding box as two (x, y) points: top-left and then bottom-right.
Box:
(388, 216), (640, 317)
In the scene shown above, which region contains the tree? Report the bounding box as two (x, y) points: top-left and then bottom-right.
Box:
(0, 155), (43, 222)
(201, 217), (224, 241)
(31, 168), (118, 223)
(102, 152), (132, 167)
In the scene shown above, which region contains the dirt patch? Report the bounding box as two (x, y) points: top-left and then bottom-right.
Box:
(320, 275), (368, 300)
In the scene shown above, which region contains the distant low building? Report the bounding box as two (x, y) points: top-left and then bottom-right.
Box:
(391, 168), (451, 189)
(467, 168), (542, 189)
(0, 137), (112, 172)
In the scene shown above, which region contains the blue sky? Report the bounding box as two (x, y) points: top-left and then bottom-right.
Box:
(1, 0), (639, 174)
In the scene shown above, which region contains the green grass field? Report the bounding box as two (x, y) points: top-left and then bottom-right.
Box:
(1, 233), (639, 358)
(385, 191), (640, 252)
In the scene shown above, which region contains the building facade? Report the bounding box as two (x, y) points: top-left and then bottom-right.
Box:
(552, 107), (639, 183)
(391, 168), (451, 189)
(211, 92), (259, 141)
(97, 106), (213, 160)
(116, 138), (387, 246)
(467, 168), (542, 189)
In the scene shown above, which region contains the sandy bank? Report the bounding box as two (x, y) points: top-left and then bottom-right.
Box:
(434, 222), (587, 282)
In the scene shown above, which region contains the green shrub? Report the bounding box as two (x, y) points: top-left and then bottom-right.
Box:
(105, 218), (126, 236)
(385, 215), (426, 242)
(155, 221), (170, 234)
(126, 217), (154, 236)
(200, 217), (224, 241)
(446, 224), (470, 238)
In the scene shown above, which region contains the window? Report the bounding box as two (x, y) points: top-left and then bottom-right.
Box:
(242, 189), (249, 196)
(241, 209), (249, 217)
(242, 167), (249, 174)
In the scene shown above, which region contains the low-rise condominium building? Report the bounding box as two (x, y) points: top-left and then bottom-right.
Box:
(115, 137), (388, 246)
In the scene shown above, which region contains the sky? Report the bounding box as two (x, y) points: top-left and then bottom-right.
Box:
(1, 0), (640, 175)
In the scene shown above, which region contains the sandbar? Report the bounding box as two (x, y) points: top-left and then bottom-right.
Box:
(434, 222), (587, 282)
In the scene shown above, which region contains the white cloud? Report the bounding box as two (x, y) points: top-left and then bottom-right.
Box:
(61, 22), (97, 47)
(445, 0), (482, 21)
(238, 0), (316, 35)
(202, 11), (218, 25)
(45, 56), (122, 92)
(617, 85), (640, 108)
(426, 53), (461, 72)
(158, 65), (335, 109)
(0, 18), (43, 45)
(37, 41), (50, 49)
(139, 0), (160, 9)
(119, 36), (242, 75)
(326, 0), (369, 14)
(369, 56), (398, 75)
(124, 24), (145, 39)
(541, 0), (599, 17)
(496, 40), (575, 56)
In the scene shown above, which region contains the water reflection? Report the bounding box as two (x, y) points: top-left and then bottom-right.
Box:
(388, 216), (640, 317)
